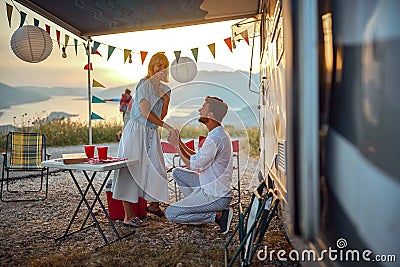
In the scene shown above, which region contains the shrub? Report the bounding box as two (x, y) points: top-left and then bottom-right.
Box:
(0, 119), (260, 157)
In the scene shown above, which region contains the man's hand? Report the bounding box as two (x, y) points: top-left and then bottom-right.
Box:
(167, 129), (180, 148)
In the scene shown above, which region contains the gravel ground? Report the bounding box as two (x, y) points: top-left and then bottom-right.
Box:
(0, 144), (300, 267)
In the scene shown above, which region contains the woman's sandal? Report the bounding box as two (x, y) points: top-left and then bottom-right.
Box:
(145, 207), (165, 218)
(123, 217), (148, 227)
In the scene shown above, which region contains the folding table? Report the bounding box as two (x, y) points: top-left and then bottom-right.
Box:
(41, 158), (138, 249)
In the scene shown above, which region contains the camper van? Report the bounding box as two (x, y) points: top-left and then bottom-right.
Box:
(258, 0), (399, 266)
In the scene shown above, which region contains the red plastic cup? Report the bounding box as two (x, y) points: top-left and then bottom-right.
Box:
(84, 145), (95, 158)
(97, 146), (108, 160)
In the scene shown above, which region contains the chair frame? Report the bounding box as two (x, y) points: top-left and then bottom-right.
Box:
(231, 139), (240, 204)
(224, 180), (280, 266)
(161, 140), (195, 202)
(1, 131), (50, 202)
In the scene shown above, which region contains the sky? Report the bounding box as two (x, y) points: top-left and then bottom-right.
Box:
(0, 0), (260, 89)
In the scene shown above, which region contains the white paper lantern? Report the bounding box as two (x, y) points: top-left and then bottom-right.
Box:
(10, 25), (53, 63)
(170, 57), (197, 83)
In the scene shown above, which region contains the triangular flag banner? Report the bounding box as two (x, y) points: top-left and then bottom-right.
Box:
(84, 63), (93, 70)
(92, 79), (105, 88)
(56, 30), (61, 48)
(92, 41), (100, 53)
(140, 51), (148, 64)
(123, 49), (131, 63)
(91, 47), (102, 56)
(174, 51), (181, 63)
(224, 37), (233, 52)
(74, 39), (78, 55)
(191, 48), (198, 62)
(33, 18), (39, 26)
(19, 11), (27, 28)
(64, 34), (70, 48)
(6, 3), (13, 28)
(84, 43), (88, 55)
(240, 30), (250, 45)
(207, 43), (216, 58)
(92, 95), (106, 103)
(107, 45), (115, 61)
(91, 112), (104, 120)
(45, 24), (50, 35)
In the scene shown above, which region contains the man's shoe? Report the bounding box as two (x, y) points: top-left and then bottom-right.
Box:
(216, 208), (233, 234)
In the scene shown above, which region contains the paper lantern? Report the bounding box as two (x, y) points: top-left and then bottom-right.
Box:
(170, 57), (197, 83)
(10, 25), (53, 63)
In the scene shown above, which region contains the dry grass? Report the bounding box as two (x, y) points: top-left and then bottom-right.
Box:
(0, 155), (298, 267)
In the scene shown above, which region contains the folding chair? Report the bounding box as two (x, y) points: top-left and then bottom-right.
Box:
(224, 180), (280, 267)
(161, 140), (195, 202)
(1, 132), (50, 202)
(231, 139), (241, 204)
(198, 135), (206, 149)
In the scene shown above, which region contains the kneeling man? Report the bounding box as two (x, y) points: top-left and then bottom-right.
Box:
(166, 96), (233, 234)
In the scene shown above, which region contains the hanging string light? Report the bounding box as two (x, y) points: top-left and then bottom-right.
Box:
(62, 46), (67, 58)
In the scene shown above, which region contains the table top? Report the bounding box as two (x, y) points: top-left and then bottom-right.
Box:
(42, 158), (138, 172)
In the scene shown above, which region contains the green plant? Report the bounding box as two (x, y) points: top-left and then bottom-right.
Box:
(0, 117), (261, 158)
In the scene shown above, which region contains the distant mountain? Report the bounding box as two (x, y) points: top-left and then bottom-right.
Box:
(0, 82), (107, 109)
(0, 70), (260, 127)
(166, 105), (259, 128)
(46, 111), (78, 122)
(96, 70), (260, 109)
(0, 82), (50, 109)
(224, 105), (259, 127)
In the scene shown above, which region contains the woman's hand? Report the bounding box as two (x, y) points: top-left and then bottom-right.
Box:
(167, 129), (180, 148)
(163, 122), (174, 133)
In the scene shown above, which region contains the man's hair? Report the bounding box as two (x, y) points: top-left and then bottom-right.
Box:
(205, 96), (228, 123)
(125, 88), (131, 94)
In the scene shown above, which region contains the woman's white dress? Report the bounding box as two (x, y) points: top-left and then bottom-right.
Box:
(111, 78), (170, 203)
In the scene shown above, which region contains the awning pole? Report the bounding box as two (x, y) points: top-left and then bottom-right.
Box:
(86, 40), (92, 145)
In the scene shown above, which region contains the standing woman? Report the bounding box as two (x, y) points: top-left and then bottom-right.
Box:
(112, 52), (174, 227)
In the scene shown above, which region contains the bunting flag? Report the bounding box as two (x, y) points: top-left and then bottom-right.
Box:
(6, 3), (12, 27)
(74, 39), (78, 55)
(224, 37), (233, 52)
(92, 79), (105, 88)
(19, 11), (27, 27)
(92, 41), (100, 54)
(84, 63), (93, 70)
(207, 43), (216, 58)
(84, 43), (88, 55)
(174, 50), (181, 63)
(107, 45), (115, 61)
(123, 49), (131, 63)
(191, 48), (199, 62)
(240, 30), (250, 45)
(56, 30), (61, 48)
(92, 95), (106, 103)
(91, 112), (104, 120)
(4, 8), (249, 66)
(64, 34), (70, 48)
(91, 47), (102, 56)
(140, 51), (148, 64)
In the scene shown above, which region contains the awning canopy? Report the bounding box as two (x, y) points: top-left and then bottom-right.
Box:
(14, 0), (261, 38)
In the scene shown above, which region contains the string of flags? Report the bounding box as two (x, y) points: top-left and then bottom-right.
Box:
(5, 2), (251, 65)
(5, 1), (252, 121)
